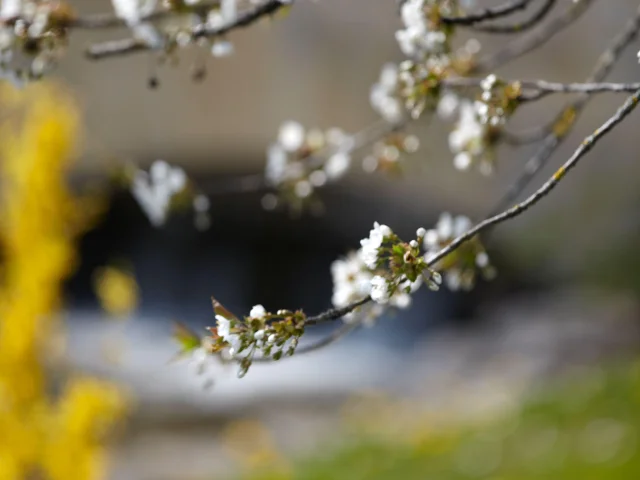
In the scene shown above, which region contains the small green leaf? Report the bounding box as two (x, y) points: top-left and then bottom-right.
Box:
(172, 321), (201, 353)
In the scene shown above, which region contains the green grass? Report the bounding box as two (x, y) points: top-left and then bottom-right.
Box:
(243, 362), (640, 480)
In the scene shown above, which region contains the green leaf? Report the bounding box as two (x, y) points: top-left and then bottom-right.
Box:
(172, 321), (201, 354)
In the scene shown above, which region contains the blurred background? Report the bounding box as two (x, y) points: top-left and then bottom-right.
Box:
(12, 0), (640, 478)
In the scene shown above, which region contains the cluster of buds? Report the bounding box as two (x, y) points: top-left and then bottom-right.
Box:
(362, 133), (420, 174)
(127, 159), (211, 229)
(423, 213), (495, 291)
(362, 223), (442, 302)
(264, 120), (352, 213)
(0, 0), (75, 80)
(186, 298), (306, 381)
(360, 224), (442, 300)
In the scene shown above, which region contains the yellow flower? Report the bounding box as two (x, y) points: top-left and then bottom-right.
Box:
(0, 83), (126, 480)
(94, 266), (140, 318)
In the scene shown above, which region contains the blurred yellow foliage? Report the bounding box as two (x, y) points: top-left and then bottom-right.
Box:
(0, 83), (126, 480)
(94, 266), (139, 318)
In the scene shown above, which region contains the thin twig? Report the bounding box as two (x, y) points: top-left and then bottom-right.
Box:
(302, 87), (640, 325)
(441, 0), (535, 26)
(86, 0), (288, 60)
(474, 0), (595, 73)
(491, 5), (640, 215)
(252, 320), (361, 362)
(200, 119), (402, 196)
(68, 1), (221, 29)
(443, 77), (640, 97)
(434, 88), (640, 264)
(304, 296), (371, 326)
(470, 0), (556, 34)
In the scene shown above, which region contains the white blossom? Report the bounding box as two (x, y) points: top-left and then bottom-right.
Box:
(370, 275), (391, 304)
(265, 122), (352, 198)
(423, 213), (493, 291)
(359, 222), (392, 269)
(131, 160), (189, 227)
(448, 100), (495, 173)
(395, 0), (447, 59)
(324, 151), (351, 179)
(331, 252), (373, 311)
(110, 0), (163, 48)
(437, 92), (461, 121)
(370, 63), (405, 123)
(249, 304), (267, 319)
(278, 120), (306, 152)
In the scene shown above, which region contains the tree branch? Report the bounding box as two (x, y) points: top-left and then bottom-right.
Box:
(301, 86), (640, 325)
(68, 1), (222, 29)
(474, 0), (595, 73)
(490, 4), (640, 215)
(441, 0), (536, 26)
(85, 0), (289, 60)
(252, 320), (361, 362)
(443, 77), (640, 98)
(469, 0), (556, 34)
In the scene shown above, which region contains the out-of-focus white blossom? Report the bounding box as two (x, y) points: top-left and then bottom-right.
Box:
(447, 100), (495, 174)
(331, 251), (374, 317)
(370, 275), (391, 304)
(0, 0), (72, 80)
(111, 0), (163, 48)
(215, 314), (242, 352)
(446, 74), (521, 174)
(423, 213), (495, 291)
(264, 121), (353, 211)
(278, 120), (306, 152)
(395, 0), (448, 59)
(130, 160), (189, 227)
(437, 92), (461, 121)
(370, 63), (405, 123)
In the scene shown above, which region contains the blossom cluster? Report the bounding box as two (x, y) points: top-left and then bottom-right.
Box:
(264, 120), (352, 212)
(331, 214), (495, 326)
(0, 0), (74, 80)
(378, 1), (481, 122)
(181, 214), (495, 387)
(186, 299), (306, 383)
(129, 159), (211, 229)
(331, 222), (441, 325)
(423, 212), (495, 290)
